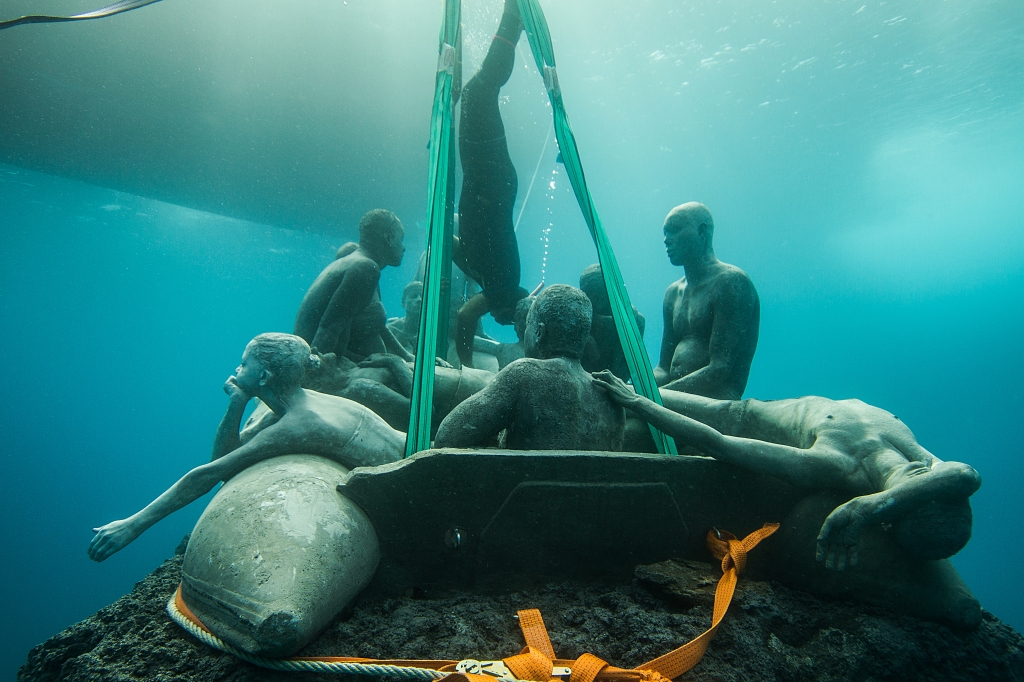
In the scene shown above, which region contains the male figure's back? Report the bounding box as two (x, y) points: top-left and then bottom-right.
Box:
(656, 203), (759, 399)
(435, 285), (625, 451)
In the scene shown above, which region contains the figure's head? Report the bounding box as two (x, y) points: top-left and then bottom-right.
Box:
(402, 281), (424, 319)
(663, 202), (714, 267)
(890, 497), (974, 560)
(358, 209), (405, 267)
(488, 286), (530, 326)
(236, 333), (320, 396)
(513, 295), (535, 341)
(524, 284), (592, 360)
(579, 264), (611, 315)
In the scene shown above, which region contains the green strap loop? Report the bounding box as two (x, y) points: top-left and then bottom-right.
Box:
(406, 0), (461, 457)
(0, 0), (163, 30)
(516, 0), (677, 455)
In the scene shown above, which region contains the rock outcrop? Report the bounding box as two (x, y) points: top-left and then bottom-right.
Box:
(19, 544), (1024, 682)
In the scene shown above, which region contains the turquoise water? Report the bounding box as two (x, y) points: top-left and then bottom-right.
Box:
(2, 0), (1023, 678)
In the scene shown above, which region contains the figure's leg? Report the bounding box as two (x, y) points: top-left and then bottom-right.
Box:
(455, 292), (491, 368)
(457, 0), (522, 296)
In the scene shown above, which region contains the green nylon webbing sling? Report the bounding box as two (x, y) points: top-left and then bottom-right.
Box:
(406, 0), (461, 457)
(0, 0), (163, 30)
(516, 0), (677, 455)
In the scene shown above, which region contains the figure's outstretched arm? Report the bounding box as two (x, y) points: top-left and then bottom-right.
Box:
(88, 428), (292, 562)
(435, 364), (518, 447)
(593, 371), (846, 488)
(661, 273), (758, 398)
(815, 460), (981, 571)
(210, 377), (251, 461)
(455, 292), (490, 368)
(311, 262), (379, 356)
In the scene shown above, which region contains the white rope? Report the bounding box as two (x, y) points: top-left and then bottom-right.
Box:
(167, 594), (448, 678)
(513, 119), (553, 233)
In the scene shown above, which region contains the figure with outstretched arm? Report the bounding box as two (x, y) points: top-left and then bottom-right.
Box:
(452, 0), (531, 367)
(592, 371), (981, 571)
(88, 333), (404, 562)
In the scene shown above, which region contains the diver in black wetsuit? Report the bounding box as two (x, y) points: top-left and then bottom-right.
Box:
(453, 0), (530, 368)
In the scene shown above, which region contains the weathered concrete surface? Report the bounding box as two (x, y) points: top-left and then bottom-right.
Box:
(340, 449), (979, 628)
(182, 455), (379, 657)
(18, 548), (1024, 682)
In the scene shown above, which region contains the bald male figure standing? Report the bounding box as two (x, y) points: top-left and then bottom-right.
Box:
(655, 202), (759, 399)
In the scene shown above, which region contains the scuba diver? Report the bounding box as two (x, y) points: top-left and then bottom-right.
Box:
(452, 0), (530, 368)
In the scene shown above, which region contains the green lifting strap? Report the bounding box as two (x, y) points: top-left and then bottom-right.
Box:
(516, 0), (677, 455)
(405, 0), (461, 457)
(0, 0), (163, 30)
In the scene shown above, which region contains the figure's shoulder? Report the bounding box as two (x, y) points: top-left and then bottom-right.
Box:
(712, 262), (759, 300)
(344, 253), (382, 279)
(663, 276), (688, 302)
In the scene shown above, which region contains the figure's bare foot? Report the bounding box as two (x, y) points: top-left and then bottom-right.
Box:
(88, 519), (141, 562)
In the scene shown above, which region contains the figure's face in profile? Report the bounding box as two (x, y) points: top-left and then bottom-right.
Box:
(663, 215), (703, 266)
(234, 344), (266, 395)
(376, 224), (405, 267)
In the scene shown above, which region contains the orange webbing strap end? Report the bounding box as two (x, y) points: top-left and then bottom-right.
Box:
(518, 609), (557, 660)
(635, 523), (779, 680)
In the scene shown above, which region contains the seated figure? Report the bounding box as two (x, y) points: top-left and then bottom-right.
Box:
(593, 371), (981, 570)
(88, 333), (404, 562)
(579, 263), (645, 380)
(436, 285), (625, 451)
(294, 209), (413, 362)
(655, 202), (759, 399)
(386, 281), (423, 355)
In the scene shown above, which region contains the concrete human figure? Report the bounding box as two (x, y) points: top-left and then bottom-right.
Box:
(88, 333), (404, 562)
(592, 371), (981, 571)
(495, 295), (534, 369)
(452, 0), (530, 368)
(294, 209), (414, 363)
(386, 281), (423, 355)
(579, 263), (645, 380)
(655, 202), (759, 399)
(303, 350), (494, 435)
(436, 285), (625, 451)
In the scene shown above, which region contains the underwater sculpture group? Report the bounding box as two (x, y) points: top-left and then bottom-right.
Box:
(88, 0), (982, 665)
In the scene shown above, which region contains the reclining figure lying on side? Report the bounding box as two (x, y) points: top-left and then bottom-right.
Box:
(592, 371), (981, 571)
(88, 333), (404, 562)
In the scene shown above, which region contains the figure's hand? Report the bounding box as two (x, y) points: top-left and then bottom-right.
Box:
(816, 497), (872, 571)
(223, 376), (252, 404)
(359, 353), (407, 370)
(591, 370), (639, 407)
(435, 357), (455, 369)
(88, 519), (140, 562)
